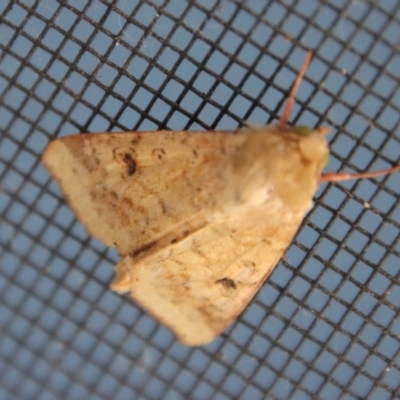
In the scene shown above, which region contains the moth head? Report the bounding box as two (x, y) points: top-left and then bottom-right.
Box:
(292, 125), (330, 167)
(278, 51), (400, 183)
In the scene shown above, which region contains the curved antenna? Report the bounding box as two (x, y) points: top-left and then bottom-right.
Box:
(320, 165), (400, 183)
(280, 51), (312, 125)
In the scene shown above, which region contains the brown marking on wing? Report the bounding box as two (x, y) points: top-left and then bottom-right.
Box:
(131, 240), (157, 258)
(216, 277), (237, 290)
(122, 153), (137, 175)
(152, 147), (166, 160)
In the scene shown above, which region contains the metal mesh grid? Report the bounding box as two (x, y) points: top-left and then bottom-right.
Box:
(1, 0), (400, 399)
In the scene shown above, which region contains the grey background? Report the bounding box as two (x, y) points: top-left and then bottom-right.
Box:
(1, 1), (400, 399)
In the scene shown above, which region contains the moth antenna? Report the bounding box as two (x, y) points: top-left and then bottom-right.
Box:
(317, 127), (331, 135)
(280, 51), (313, 126)
(320, 165), (400, 183)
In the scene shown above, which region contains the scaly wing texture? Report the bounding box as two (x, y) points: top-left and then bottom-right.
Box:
(42, 131), (247, 255)
(43, 127), (327, 345)
(113, 198), (306, 346)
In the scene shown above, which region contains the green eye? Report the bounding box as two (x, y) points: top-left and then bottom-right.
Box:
(292, 126), (314, 136)
(324, 152), (330, 167)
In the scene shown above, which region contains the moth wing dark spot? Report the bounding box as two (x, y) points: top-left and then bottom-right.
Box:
(216, 277), (236, 290)
(122, 153), (137, 175)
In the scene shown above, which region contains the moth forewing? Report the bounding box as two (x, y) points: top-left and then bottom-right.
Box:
(42, 131), (247, 255)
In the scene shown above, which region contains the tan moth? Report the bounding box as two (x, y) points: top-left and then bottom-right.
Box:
(42, 52), (400, 346)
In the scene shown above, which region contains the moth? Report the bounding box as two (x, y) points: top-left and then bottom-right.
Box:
(42, 52), (399, 346)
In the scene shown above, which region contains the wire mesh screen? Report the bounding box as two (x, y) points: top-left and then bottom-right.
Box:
(1, 0), (400, 399)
